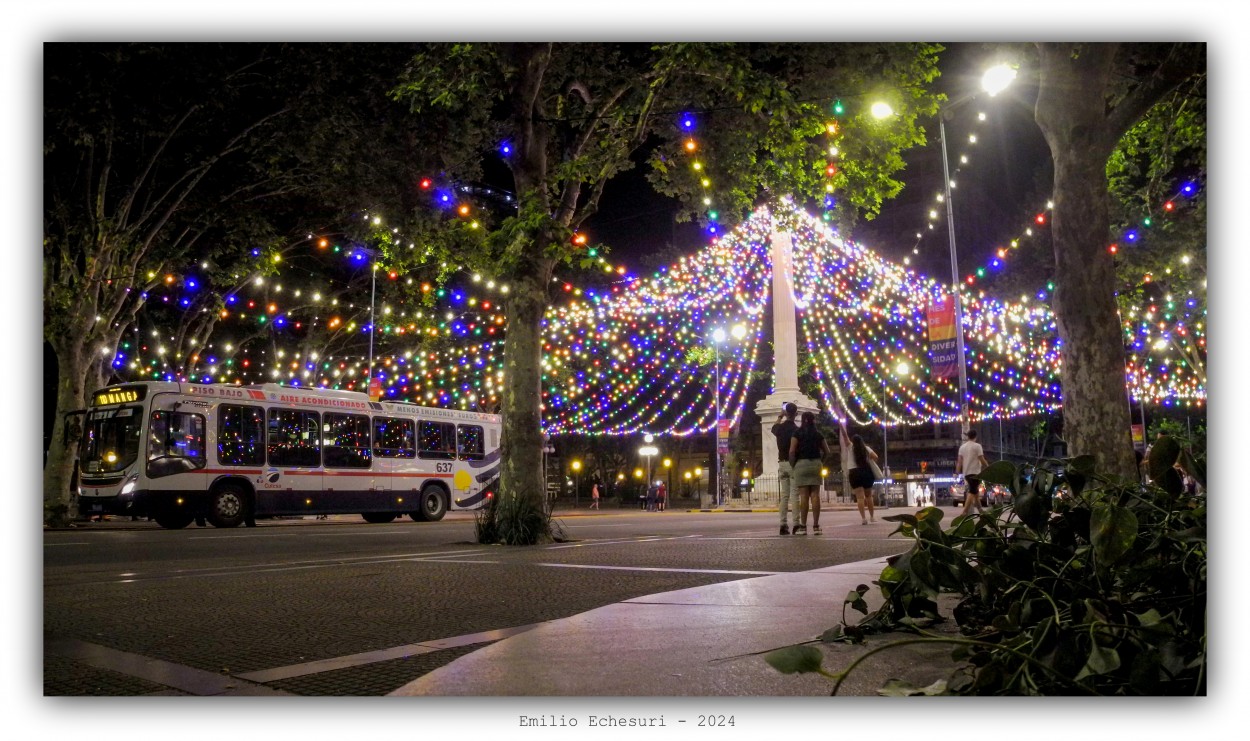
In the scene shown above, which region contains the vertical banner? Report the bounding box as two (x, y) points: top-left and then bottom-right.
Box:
(927, 294), (958, 380)
(717, 419), (731, 455)
(1131, 424), (1145, 452)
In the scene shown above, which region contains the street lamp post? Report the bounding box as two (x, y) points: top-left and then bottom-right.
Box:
(571, 460), (582, 508)
(710, 324), (747, 507)
(639, 434), (658, 511)
(939, 63), (1016, 434)
(712, 329), (723, 507)
(881, 361), (910, 506)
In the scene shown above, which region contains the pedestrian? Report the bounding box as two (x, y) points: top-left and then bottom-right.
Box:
(657, 481), (666, 512)
(844, 428), (879, 525)
(590, 481), (600, 509)
(956, 428), (990, 518)
(771, 402), (800, 535)
(645, 482), (656, 512)
(789, 411), (830, 535)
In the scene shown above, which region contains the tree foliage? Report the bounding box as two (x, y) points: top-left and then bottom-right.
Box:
(390, 42), (944, 543)
(42, 43), (448, 521)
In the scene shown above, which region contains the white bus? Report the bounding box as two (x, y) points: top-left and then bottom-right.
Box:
(72, 382), (500, 529)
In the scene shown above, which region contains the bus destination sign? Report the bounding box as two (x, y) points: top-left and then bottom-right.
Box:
(92, 386), (146, 406)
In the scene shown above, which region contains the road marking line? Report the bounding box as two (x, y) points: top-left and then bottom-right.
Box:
(187, 528), (423, 540)
(534, 563), (779, 575)
(43, 542), (90, 546)
(546, 534), (701, 549)
(132, 548), (486, 575)
(45, 638), (292, 696)
(236, 622), (551, 683)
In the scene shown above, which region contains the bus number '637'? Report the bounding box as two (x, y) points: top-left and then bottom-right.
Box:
(436, 463), (454, 473)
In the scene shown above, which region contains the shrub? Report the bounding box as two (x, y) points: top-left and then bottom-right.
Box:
(474, 493), (566, 545)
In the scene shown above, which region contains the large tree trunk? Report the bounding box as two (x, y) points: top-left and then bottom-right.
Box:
(43, 340), (104, 524)
(498, 258), (555, 516)
(1035, 44), (1137, 479)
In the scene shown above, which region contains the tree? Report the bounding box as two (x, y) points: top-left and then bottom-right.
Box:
(392, 42), (943, 543)
(1032, 42), (1204, 478)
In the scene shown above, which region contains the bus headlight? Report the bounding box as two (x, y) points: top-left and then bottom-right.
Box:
(120, 472), (139, 497)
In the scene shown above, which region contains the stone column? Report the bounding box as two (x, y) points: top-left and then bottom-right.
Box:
(755, 229), (820, 481)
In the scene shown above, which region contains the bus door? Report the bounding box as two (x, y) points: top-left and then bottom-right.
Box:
(320, 412), (375, 511)
(371, 416), (416, 510)
(265, 408), (323, 514)
(455, 422), (489, 505)
(144, 396), (209, 507)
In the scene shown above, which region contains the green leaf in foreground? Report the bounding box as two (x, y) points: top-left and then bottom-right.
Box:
(764, 645), (825, 674)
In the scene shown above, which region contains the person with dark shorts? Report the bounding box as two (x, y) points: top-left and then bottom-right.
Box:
(956, 428), (990, 518)
(845, 431), (879, 525)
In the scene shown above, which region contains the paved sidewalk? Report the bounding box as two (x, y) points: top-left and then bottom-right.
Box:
(390, 556), (962, 697)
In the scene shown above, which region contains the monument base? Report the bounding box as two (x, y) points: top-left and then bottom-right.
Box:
(755, 391), (821, 481)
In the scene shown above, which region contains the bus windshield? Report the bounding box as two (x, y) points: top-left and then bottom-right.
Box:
(81, 406), (142, 474)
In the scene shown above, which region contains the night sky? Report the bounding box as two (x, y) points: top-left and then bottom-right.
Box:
(584, 43), (1054, 290)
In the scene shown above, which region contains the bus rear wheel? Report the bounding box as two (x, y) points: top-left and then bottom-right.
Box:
(410, 485), (448, 522)
(207, 484), (248, 528)
(153, 509), (194, 530)
(361, 512), (397, 524)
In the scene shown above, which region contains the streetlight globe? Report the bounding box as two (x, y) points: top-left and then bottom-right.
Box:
(896, 362), (910, 377)
(571, 460), (581, 472)
(981, 64), (1017, 97)
(730, 323), (747, 340)
(711, 327), (727, 343)
(870, 101), (894, 119)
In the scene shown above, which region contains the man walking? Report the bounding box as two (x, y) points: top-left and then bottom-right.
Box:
(956, 429), (990, 518)
(771, 403), (799, 535)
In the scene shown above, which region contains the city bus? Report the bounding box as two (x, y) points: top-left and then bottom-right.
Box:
(72, 382), (500, 529)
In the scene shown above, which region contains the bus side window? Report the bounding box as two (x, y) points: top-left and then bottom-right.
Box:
(457, 424), (485, 461)
(268, 408), (321, 467)
(149, 410), (206, 465)
(324, 413), (371, 468)
(372, 417), (415, 459)
(218, 404), (265, 466)
(418, 420), (455, 460)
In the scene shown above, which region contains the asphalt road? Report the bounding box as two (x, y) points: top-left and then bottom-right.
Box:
(43, 509), (912, 696)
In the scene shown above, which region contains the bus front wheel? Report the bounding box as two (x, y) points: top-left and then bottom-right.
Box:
(207, 484), (248, 528)
(411, 485), (448, 522)
(361, 512), (397, 524)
